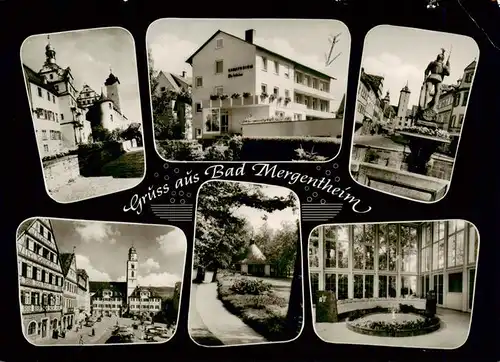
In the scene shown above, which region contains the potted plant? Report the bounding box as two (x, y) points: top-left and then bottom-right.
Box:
(210, 94), (220, 101)
(231, 93), (241, 99)
(284, 96), (291, 105)
(277, 96), (283, 103)
(242, 92), (251, 98)
(220, 94), (229, 100)
(260, 92), (269, 99)
(269, 94), (276, 102)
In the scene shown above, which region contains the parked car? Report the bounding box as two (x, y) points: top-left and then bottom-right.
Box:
(97, 317), (102, 322)
(106, 334), (134, 344)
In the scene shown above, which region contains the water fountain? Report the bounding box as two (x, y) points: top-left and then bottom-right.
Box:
(396, 48), (452, 175)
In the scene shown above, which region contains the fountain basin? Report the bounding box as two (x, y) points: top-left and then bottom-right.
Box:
(397, 131), (451, 144)
(346, 309), (440, 337)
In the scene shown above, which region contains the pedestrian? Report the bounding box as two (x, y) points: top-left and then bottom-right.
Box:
(79, 335), (84, 345)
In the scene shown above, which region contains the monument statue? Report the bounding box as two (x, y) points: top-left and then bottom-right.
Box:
(418, 48), (451, 121)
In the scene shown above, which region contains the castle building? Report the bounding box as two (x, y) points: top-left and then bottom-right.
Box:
(394, 82), (412, 127)
(23, 36), (132, 158)
(59, 253), (78, 330)
(89, 247), (166, 317)
(187, 29), (337, 139)
(17, 218), (65, 342)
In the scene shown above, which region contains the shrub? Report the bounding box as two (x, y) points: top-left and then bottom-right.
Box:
(156, 140), (204, 161)
(77, 141), (125, 177)
(364, 148), (380, 163)
(294, 145), (328, 161)
(230, 278), (272, 295)
(242, 92), (252, 98)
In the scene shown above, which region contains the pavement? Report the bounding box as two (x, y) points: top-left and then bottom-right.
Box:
(189, 282), (267, 346)
(315, 307), (472, 349)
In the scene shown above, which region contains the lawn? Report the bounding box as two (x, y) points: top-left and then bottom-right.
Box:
(216, 272), (297, 341)
(100, 150), (145, 178)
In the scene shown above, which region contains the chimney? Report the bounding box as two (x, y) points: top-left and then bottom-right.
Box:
(245, 29), (256, 44)
(182, 71), (186, 78)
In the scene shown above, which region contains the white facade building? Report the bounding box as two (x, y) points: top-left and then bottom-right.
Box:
(187, 29), (337, 139)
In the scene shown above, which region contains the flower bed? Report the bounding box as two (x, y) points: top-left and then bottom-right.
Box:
(216, 274), (295, 341)
(345, 304), (440, 337)
(395, 126), (450, 140)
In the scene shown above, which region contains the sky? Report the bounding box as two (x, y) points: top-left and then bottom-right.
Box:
(147, 19), (351, 111)
(230, 183), (299, 232)
(361, 25), (479, 107)
(51, 219), (187, 287)
(21, 27), (142, 123)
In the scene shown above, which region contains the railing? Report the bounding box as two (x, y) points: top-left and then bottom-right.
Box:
(294, 82), (331, 99)
(303, 107), (334, 119)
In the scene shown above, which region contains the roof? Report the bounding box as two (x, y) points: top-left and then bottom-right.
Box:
(23, 64), (58, 93)
(170, 72), (192, 88)
(464, 60), (476, 71)
(185, 30), (336, 80)
(59, 253), (74, 277)
(129, 286), (175, 299)
(89, 281), (127, 298)
(240, 244), (268, 265)
(105, 72), (120, 86)
(17, 218), (35, 239)
(360, 69), (384, 96)
(77, 269), (89, 279)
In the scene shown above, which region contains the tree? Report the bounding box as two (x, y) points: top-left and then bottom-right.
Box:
(194, 182), (297, 283)
(257, 221), (298, 277)
(148, 47), (191, 140)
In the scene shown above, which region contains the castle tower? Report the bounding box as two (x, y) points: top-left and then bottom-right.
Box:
(104, 67), (122, 114)
(44, 35), (57, 66)
(397, 81), (411, 121)
(126, 246), (138, 299)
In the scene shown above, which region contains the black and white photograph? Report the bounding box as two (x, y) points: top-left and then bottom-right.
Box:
(189, 180), (303, 346)
(21, 27), (145, 203)
(309, 219), (479, 349)
(16, 218), (187, 346)
(147, 19), (350, 162)
(350, 25), (479, 202)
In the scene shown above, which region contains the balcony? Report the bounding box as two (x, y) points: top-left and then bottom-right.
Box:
(22, 304), (62, 314)
(20, 276), (63, 293)
(294, 81), (332, 100)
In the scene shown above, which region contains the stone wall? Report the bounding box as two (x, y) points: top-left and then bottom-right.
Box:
(352, 144), (454, 180)
(242, 118), (343, 138)
(43, 155), (80, 191)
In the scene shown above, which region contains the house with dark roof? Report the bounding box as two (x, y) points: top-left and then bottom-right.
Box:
(186, 29), (339, 140)
(89, 281), (127, 317)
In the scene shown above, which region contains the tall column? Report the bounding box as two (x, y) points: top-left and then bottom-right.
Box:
(442, 221), (449, 307)
(318, 227), (325, 291)
(396, 225), (401, 298)
(462, 226), (469, 312)
(348, 225), (354, 299)
(373, 225), (379, 298)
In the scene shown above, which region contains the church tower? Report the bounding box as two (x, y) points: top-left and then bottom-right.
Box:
(44, 35), (57, 66)
(396, 81), (411, 122)
(126, 246), (138, 299)
(105, 67), (122, 114)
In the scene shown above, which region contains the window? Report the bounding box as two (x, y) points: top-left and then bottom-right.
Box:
(453, 93), (460, 107)
(323, 226), (349, 268)
(468, 224), (478, 264)
(353, 225), (375, 270)
(215, 86), (223, 96)
(110, 114), (113, 122)
(294, 113), (302, 121)
(274, 61), (279, 74)
(462, 91), (469, 107)
(465, 71), (473, 83)
(109, 103), (112, 109)
(313, 78), (318, 89)
(37, 87), (42, 97)
(195, 77), (203, 88)
(378, 224), (397, 271)
(284, 65), (290, 78)
(400, 226), (417, 272)
(273, 87), (279, 96)
(285, 89), (290, 98)
(47, 91), (50, 101)
(401, 276), (417, 297)
(205, 109), (221, 133)
(458, 114), (464, 125)
(261, 84), (267, 94)
(195, 128), (202, 138)
(43, 144), (49, 153)
(60, 113), (64, 121)
(215, 38), (224, 49)
(221, 109), (229, 133)
(378, 275), (397, 298)
(52, 95), (55, 103)
(262, 57), (268, 71)
(309, 228), (320, 267)
(448, 272), (463, 293)
(195, 103), (202, 113)
(354, 274), (374, 299)
(448, 220), (465, 267)
(54, 85), (59, 91)
(215, 60), (223, 74)
(27, 321), (37, 335)
(325, 273), (348, 300)
(160, 86), (166, 92)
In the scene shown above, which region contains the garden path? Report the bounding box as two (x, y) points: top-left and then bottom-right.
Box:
(194, 282), (268, 345)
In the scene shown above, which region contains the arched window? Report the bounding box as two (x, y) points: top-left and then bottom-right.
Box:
(27, 321), (37, 335)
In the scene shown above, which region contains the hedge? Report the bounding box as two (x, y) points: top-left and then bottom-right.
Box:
(78, 141), (125, 177)
(156, 135), (341, 162)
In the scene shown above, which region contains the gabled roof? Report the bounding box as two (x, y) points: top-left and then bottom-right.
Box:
(464, 60), (476, 71)
(185, 30), (336, 80)
(59, 253), (74, 277)
(23, 64), (58, 93)
(170, 72), (192, 88)
(360, 69), (384, 96)
(89, 281), (127, 298)
(105, 72), (120, 86)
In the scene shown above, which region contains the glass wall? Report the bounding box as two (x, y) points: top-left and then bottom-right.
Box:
(310, 221), (479, 312)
